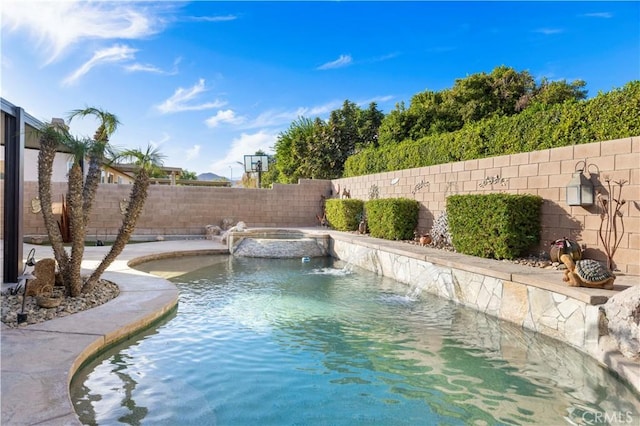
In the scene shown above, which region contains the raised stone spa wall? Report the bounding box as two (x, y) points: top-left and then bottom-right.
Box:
(328, 232), (640, 392)
(228, 229), (330, 258)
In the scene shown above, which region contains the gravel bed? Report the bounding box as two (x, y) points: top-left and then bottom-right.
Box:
(402, 239), (563, 270)
(1, 279), (119, 328)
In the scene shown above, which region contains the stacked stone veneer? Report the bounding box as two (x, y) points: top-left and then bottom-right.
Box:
(328, 232), (639, 394)
(3, 137), (638, 274)
(228, 229), (330, 258)
(330, 236), (600, 351)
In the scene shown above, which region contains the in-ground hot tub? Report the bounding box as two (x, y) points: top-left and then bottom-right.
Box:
(227, 228), (330, 258)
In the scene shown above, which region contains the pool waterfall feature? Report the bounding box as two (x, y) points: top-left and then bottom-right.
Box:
(227, 228), (638, 393)
(228, 228), (330, 258)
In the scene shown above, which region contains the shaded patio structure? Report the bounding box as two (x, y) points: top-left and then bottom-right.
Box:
(1, 97), (45, 284)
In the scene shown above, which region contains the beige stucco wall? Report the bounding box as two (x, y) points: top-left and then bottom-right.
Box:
(2, 137), (638, 274)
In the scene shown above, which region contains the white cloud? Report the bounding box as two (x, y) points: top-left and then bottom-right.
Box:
(2, 0), (166, 65)
(124, 63), (164, 74)
(583, 12), (613, 19)
(208, 130), (276, 176)
(205, 109), (246, 128)
(358, 95), (394, 106)
(148, 132), (171, 149)
(247, 101), (342, 128)
(62, 44), (137, 86)
(534, 28), (564, 35)
(126, 56), (179, 74)
(189, 15), (238, 22)
(368, 52), (400, 63)
(186, 145), (201, 161)
(155, 79), (226, 114)
(317, 54), (353, 70)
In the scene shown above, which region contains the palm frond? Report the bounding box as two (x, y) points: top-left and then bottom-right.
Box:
(120, 145), (166, 175)
(35, 121), (71, 146)
(62, 136), (93, 165)
(67, 107), (121, 141)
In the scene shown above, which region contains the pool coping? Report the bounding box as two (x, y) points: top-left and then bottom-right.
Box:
(1, 231), (638, 424)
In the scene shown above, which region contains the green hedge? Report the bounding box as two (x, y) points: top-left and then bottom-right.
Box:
(344, 81), (640, 177)
(325, 199), (364, 231)
(447, 194), (543, 260)
(365, 198), (419, 240)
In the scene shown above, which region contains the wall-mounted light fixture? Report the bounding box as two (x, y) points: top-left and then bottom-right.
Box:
(566, 160), (594, 206)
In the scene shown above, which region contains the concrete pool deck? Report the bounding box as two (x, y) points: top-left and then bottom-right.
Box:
(1, 230), (639, 425)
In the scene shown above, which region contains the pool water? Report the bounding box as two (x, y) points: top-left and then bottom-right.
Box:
(71, 256), (640, 425)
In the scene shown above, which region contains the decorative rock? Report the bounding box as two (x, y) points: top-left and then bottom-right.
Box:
(221, 221), (247, 244)
(1, 279), (119, 328)
(205, 225), (222, 240)
(603, 286), (640, 359)
(25, 258), (56, 296)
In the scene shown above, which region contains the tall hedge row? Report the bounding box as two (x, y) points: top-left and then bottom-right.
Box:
(365, 198), (419, 240)
(447, 194), (543, 260)
(344, 81), (640, 177)
(324, 199), (364, 231)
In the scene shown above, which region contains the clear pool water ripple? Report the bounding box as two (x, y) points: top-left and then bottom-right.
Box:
(71, 256), (640, 425)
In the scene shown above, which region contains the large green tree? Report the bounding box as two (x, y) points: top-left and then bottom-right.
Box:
(273, 116), (317, 183)
(272, 101), (383, 182)
(378, 66), (587, 147)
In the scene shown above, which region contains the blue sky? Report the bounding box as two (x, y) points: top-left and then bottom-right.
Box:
(2, 1), (639, 179)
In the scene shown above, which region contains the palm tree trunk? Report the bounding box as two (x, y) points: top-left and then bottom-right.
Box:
(37, 130), (69, 273)
(84, 171), (150, 291)
(67, 164), (86, 296)
(82, 147), (105, 226)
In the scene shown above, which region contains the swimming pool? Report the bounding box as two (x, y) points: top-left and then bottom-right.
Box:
(71, 256), (640, 425)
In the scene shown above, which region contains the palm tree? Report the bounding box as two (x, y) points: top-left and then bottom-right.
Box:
(37, 123), (71, 276)
(68, 107), (120, 226)
(84, 145), (165, 291)
(62, 136), (93, 296)
(37, 108), (119, 296)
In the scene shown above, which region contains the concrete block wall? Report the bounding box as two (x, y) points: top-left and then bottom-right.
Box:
(333, 137), (640, 275)
(17, 179), (331, 238)
(3, 137), (638, 274)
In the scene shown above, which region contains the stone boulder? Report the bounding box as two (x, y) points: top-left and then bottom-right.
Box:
(221, 218), (235, 231)
(205, 225), (222, 240)
(221, 221), (247, 244)
(603, 285), (640, 359)
(25, 258), (57, 296)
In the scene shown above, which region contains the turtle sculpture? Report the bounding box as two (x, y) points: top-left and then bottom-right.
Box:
(560, 254), (616, 290)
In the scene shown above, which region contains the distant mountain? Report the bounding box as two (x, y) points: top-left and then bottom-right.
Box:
(197, 172), (228, 181)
